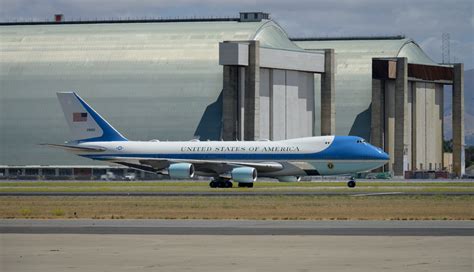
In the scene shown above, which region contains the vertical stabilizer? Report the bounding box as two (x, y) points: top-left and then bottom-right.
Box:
(57, 92), (128, 142)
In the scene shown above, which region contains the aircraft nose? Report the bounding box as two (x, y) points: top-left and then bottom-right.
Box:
(370, 144), (390, 161)
(379, 150), (390, 161)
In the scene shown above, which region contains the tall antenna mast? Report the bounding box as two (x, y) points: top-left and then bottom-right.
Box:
(441, 33), (450, 64)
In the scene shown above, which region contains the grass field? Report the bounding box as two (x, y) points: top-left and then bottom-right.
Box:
(1, 181), (472, 220)
(1, 195), (472, 220)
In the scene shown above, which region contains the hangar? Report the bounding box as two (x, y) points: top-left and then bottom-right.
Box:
(294, 37), (465, 177)
(0, 12), (465, 178)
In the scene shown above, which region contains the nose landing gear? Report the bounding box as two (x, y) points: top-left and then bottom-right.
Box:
(347, 179), (356, 188)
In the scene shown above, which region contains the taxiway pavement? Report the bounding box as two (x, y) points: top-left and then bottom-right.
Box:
(1, 191), (473, 197)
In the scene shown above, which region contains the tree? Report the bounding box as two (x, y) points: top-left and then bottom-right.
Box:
(466, 146), (474, 168)
(443, 139), (453, 153)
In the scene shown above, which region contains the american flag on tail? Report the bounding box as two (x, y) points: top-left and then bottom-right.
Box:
(73, 112), (88, 122)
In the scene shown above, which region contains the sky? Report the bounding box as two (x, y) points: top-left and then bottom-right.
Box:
(1, 0), (473, 69)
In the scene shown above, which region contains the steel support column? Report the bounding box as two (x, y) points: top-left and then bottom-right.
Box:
(321, 49), (335, 136)
(393, 58), (408, 177)
(452, 63), (465, 177)
(244, 40), (260, 140)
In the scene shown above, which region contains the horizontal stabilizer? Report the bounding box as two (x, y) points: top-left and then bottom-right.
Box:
(40, 143), (106, 152)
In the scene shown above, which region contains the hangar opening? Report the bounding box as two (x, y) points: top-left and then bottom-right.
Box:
(219, 41), (334, 141)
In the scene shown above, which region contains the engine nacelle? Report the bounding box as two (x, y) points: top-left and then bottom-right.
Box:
(168, 163), (195, 179)
(231, 167), (257, 183)
(277, 176), (301, 182)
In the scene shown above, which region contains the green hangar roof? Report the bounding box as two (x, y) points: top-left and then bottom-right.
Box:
(294, 36), (438, 65)
(0, 18), (300, 165)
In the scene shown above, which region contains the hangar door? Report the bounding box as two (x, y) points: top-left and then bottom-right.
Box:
(259, 68), (315, 140)
(412, 82), (443, 171)
(383, 81), (443, 172)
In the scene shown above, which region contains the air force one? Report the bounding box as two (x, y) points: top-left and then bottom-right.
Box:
(46, 92), (389, 188)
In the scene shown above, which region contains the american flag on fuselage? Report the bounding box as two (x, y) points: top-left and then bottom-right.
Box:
(73, 112), (88, 122)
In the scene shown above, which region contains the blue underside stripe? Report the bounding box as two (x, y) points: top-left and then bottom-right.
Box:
(81, 152), (383, 161)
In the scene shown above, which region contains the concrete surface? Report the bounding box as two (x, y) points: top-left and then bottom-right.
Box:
(0, 234), (471, 272)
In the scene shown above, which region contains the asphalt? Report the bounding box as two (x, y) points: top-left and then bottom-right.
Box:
(1, 191), (473, 197)
(1, 219), (472, 236)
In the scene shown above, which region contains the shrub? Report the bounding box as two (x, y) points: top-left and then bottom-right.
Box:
(20, 208), (32, 217)
(51, 209), (65, 217)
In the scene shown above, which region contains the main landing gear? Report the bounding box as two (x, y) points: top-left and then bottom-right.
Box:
(347, 178), (356, 188)
(209, 178), (233, 188)
(209, 178), (255, 188)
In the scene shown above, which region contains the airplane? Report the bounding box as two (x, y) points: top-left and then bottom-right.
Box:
(46, 92), (390, 188)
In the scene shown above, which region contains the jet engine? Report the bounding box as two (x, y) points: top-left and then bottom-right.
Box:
(277, 176), (301, 182)
(168, 163), (195, 179)
(231, 167), (257, 183)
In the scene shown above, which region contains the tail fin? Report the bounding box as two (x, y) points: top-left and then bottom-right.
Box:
(57, 92), (128, 143)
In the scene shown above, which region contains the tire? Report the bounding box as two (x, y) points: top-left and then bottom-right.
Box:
(225, 181), (233, 188)
(209, 181), (217, 188)
(347, 180), (356, 188)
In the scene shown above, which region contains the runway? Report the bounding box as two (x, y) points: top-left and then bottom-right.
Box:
(1, 191), (473, 197)
(2, 220), (473, 272)
(1, 219), (472, 236)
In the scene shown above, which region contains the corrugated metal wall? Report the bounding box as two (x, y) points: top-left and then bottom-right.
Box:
(0, 21), (290, 165)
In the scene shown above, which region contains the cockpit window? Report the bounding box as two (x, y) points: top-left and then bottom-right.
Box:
(356, 139), (366, 143)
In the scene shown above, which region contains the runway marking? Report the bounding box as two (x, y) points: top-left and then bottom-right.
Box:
(352, 192), (404, 197)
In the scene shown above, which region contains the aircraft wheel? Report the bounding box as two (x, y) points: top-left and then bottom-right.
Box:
(211, 179), (233, 188)
(219, 180), (228, 188)
(347, 180), (356, 188)
(238, 182), (253, 188)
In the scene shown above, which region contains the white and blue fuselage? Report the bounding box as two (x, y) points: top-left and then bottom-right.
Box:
(49, 92), (389, 187)
(76, 136), (388, 177)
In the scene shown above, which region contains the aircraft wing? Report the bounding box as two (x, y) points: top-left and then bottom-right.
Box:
(98, 157), (284, 174)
